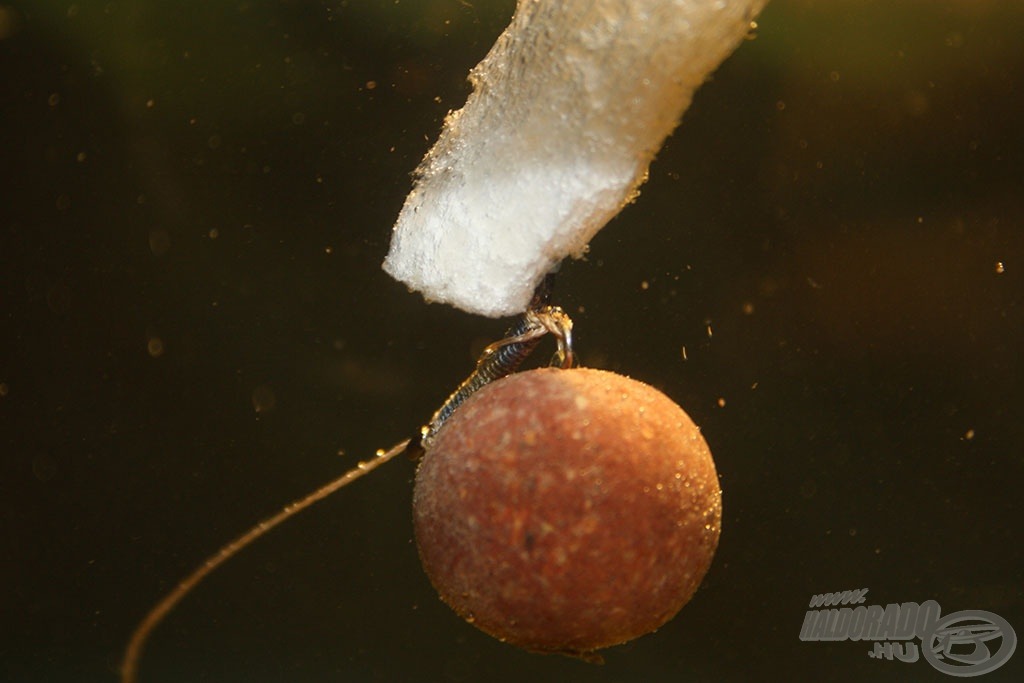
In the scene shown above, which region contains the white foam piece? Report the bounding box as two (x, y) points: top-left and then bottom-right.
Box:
(384, 0), (768, 317)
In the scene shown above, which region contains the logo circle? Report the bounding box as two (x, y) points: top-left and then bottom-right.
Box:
(922, 610), (1016, 677)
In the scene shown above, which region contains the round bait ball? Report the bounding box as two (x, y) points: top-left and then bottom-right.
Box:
(413, 367), (721, 655)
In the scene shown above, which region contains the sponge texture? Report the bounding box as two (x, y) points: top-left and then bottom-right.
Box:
(384, 0), (768, 317)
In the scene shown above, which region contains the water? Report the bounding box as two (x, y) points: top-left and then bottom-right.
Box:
(3, 1), (1022, 681)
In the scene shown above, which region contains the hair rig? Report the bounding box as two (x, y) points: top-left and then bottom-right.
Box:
(120, 272), (574, 683)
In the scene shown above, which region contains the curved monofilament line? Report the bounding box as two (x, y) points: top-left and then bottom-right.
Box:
(120, 438), (411, 683)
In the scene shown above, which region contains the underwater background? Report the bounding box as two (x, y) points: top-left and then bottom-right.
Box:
(2, 1), (1022, 681)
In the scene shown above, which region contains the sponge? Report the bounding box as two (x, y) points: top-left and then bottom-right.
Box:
(384, 0), (768, 317)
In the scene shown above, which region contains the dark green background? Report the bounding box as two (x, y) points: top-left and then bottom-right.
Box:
(3, 1), (1022, 681)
